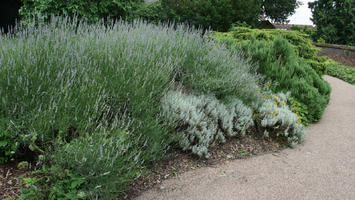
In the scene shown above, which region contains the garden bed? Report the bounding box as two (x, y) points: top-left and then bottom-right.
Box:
(1, 129), (286, 200)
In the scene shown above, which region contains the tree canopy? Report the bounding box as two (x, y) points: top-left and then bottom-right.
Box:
(309, 0), (355, 45)
(161, 0), (301, 31)
(19, 0), (144, 23)
(160, 0), (261, 31)
(262, 0), (301, 23)
(18, 0), (303, 31)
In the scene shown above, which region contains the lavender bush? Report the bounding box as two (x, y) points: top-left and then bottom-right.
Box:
(0, 16), (262, 198)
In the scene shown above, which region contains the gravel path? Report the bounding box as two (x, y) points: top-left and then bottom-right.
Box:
(136, 76), (355, 200)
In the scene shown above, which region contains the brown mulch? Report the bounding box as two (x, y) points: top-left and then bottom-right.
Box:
(319, 53), (355, 67)
(0, 163), (30, 200)
(0, 130), (286, 200)
(120, 130), (286, 200)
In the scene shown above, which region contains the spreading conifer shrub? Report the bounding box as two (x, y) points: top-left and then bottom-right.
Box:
(211, 27), (328, 75)
(1, 16), (263, 197)
(241, 37), (330, 123)
(211, 34), (331, 123)
(212, 27), (319, 59)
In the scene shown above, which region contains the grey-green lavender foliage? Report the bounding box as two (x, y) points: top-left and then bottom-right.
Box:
(256, 92), (305, 147)
(0, 16), (262, 197)
(162, 90), (254, 158)
(0, 16), (261, 161)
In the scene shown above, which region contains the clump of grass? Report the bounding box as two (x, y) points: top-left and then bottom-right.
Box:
(1, 16), (261, 197)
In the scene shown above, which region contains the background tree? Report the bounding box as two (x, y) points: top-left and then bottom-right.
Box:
(20, 0), (144, 23)
(0, 0), (23, 34)
(160, 0), (261, 31)
(18, 0), (303, 31)
(262, 0), (301, 23)
(309, 0), (355, 45)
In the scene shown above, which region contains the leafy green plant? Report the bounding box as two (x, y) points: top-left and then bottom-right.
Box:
(0, 116), (19, 164)
(19, 165), (88, 200)
(17, 161), (29, 170)
(325, 61), (355, 85)
(51, 128), (138, 199)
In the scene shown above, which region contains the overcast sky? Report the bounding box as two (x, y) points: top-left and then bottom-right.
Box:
(288, 0), (315, 25)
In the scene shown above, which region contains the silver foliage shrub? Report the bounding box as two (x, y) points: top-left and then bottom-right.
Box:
(162, 90), (254, 158)
(256, 92), (305, 147)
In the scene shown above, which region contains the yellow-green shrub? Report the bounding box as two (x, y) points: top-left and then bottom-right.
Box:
(211, 27), (329, 75)
(212, 27), (319, 59)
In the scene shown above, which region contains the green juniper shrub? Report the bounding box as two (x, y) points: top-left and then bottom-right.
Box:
(304, 55), (328, 76)
(287, 96), (311, 126)
(211, 27), (328, 76)
(227, 27), (319, 60)
(290, 24), (326, 43)
(215, 26), (354, 84)
(235, 37), (331, 123)
(290, 25), (314, 40)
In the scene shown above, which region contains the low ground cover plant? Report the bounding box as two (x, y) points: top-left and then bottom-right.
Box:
(325, 60), (355, 85)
